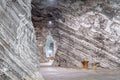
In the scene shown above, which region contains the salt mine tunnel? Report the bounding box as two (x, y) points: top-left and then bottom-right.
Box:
(1, 0), (120, 80)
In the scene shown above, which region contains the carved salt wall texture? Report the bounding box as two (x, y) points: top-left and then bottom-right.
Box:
(32, 16), (50, 62)
(34, 27), (49, 63)
(31, 0), (120, 69)
(0, 0), (44, 80)
(52, 10), (120, 69)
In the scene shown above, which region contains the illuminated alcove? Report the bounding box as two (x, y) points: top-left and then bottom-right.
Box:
(45, 34), (57, 58)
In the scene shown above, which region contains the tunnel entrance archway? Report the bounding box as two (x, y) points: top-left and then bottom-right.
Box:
(38, 33), (57, 66)
(45, 34), (57, 60)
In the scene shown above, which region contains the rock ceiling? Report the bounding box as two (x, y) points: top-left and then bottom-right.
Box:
(32, 0), (120, 22)
(32, 0), (120, 69)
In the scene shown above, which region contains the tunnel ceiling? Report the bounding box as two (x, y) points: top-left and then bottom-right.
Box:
(32, 0), (120, 23)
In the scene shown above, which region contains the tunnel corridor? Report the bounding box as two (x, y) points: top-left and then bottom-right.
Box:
(0, 0), (120, 80)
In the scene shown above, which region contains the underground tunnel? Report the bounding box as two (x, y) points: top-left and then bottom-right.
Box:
(1, 0), (120, 80)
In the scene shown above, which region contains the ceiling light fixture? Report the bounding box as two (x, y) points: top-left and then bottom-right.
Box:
(48, 21), (53, 25)
(49, 0), (54, 2)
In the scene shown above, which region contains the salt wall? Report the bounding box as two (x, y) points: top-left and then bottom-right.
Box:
(52, 0), (120, 69)
(0, 0), (44, 80)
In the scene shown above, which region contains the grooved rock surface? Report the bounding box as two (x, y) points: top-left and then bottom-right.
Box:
(0, 0), (44, 80)
(33, 20), (50, 63)
(32, 0), (120, 69)
(52, 12), (120, 69)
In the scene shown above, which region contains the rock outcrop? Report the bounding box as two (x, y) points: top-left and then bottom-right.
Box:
(0, 0), (44, 80)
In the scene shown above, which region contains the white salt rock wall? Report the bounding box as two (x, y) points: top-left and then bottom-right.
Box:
(52, 1), (120, 69)
(0, 0), (44, 80)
